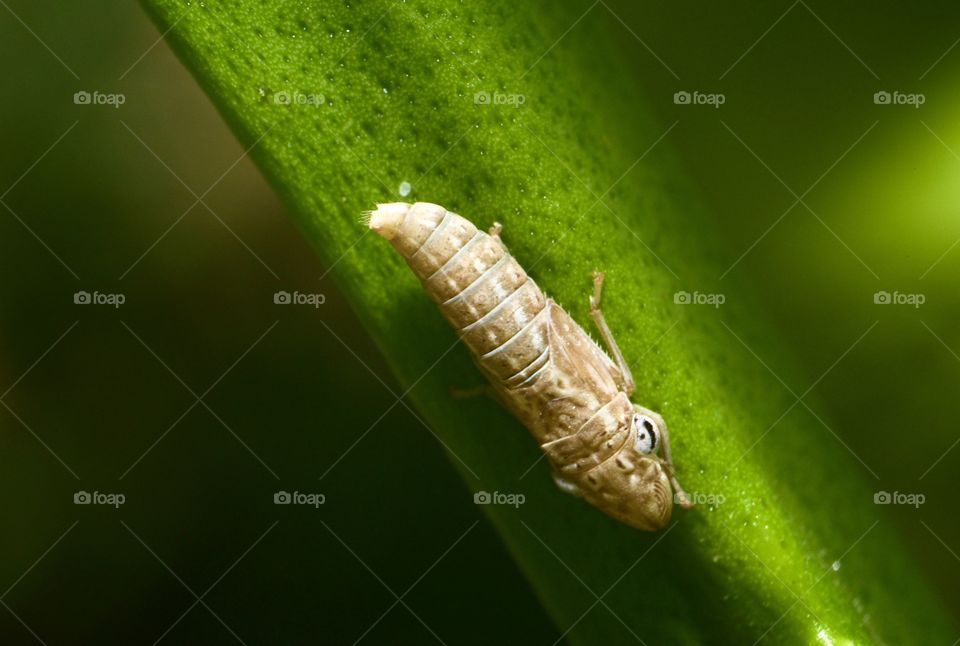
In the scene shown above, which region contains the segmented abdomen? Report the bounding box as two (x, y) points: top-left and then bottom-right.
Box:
(369, 202), (548, 385)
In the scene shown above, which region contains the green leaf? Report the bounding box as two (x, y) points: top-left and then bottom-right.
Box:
(141, 0), (953, 642)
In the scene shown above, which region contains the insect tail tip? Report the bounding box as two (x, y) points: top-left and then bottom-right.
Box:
(365, 202), (410, 240)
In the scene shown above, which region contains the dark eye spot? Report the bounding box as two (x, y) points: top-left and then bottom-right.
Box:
(643, 419), (654, 433)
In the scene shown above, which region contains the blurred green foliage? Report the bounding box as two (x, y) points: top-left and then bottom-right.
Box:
(1, 0), (958, 643)
(0, 2), (554, 643)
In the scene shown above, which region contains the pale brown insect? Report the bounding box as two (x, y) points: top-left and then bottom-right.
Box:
(368, 202), (692, 531)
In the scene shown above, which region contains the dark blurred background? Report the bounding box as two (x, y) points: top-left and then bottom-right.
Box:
(1, 0), (958, 643)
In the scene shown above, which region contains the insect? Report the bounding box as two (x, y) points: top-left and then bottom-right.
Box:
(368, 201), (692, 531)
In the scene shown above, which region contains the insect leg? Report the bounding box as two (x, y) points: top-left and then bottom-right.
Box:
(450, 358), (518, 414)
(589, 271), (636, 396)
(487, 221), (507, 252)
(634, 404), (693, 509)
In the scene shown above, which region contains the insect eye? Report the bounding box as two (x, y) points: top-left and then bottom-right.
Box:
(633, 415), (659, 454)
